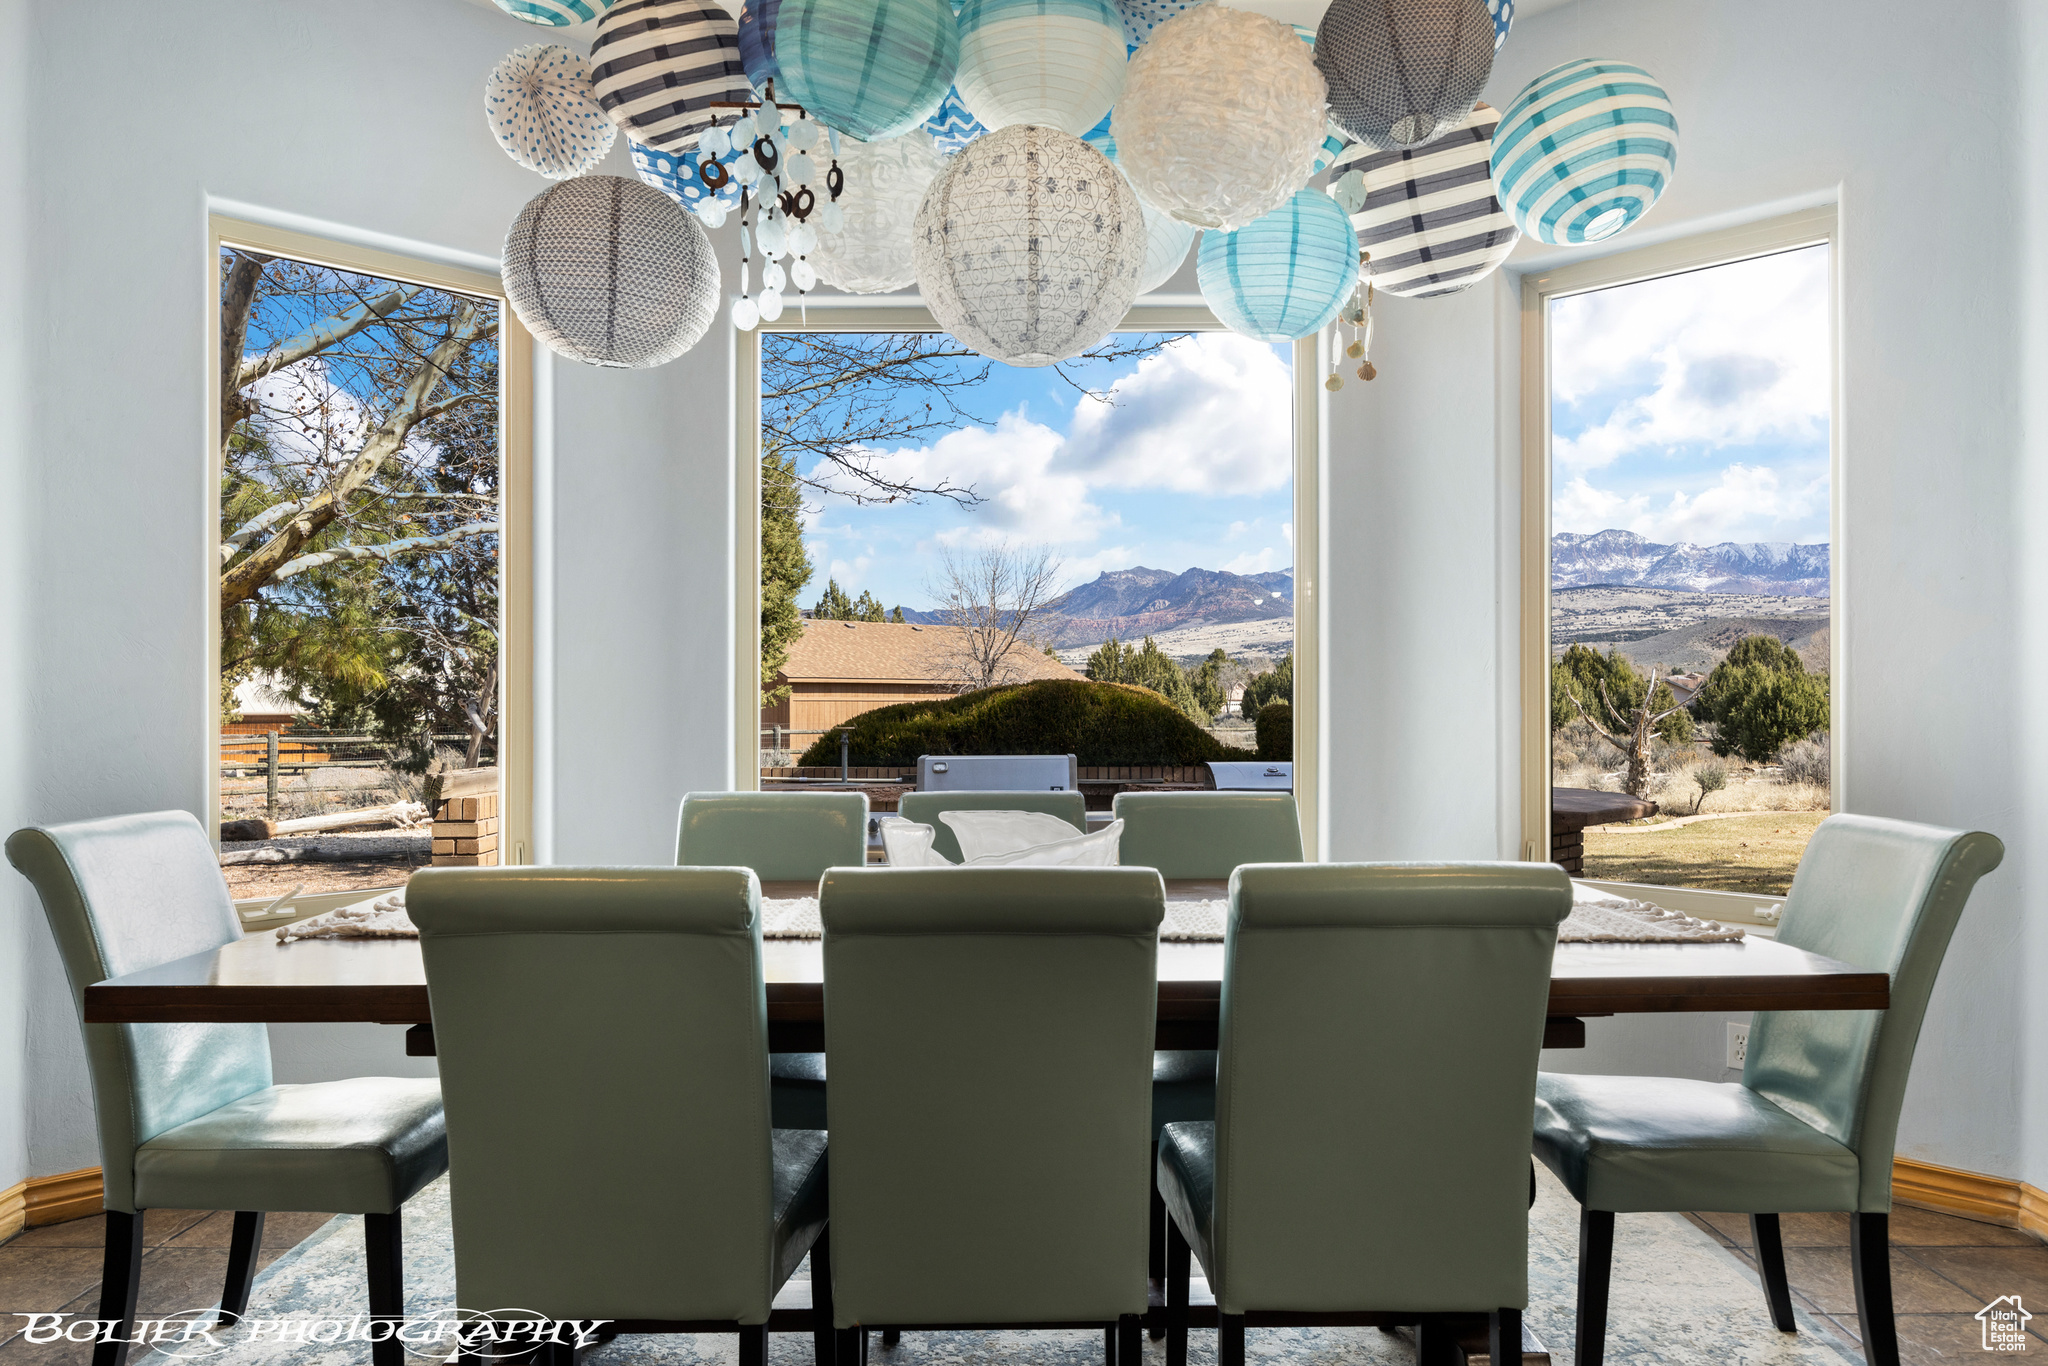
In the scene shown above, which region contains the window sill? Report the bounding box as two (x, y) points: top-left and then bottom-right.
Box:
(1574, 876), (1786, 931)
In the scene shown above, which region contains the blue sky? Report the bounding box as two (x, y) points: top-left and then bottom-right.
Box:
(1550, 244), (1831, 546)
(797, 332), (1295, 613)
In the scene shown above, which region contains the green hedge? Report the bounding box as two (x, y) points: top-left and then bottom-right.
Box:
(797, 678), (1257, 767)
(1256, 700), (1292, 761)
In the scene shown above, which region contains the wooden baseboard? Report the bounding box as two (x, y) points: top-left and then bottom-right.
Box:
(1893, 1157), (2048, 1240)
(23, 1167), (102, 1227)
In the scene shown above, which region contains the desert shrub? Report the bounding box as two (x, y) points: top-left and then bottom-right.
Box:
(1653, 740), (1697, 772)
(1256, 701), (1292, 760)
(1779, 738), (1830, 787)
(1694, 634), (1830, 763)
(1691, 760), (1728, 813)
(1587, 737), (1627, 771)
(797, 678), (1257, 767)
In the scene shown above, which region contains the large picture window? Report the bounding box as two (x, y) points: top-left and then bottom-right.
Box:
(210, 220), (531, 914)
(1522, 210), (1837, 914)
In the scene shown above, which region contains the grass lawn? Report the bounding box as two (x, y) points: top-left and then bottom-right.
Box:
(1582, 811), (1828, 895)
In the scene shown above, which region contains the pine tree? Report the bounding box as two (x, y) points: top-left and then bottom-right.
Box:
(852, 590), (887, 623)
(761, 448), (814, 705)
(889, 606), (906, 623)
(1241, 653), (1294, 719)
(813, 579), (855, 621)
(1694, 633), (1828, 763)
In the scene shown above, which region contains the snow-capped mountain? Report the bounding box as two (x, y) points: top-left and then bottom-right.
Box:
(1553, 530), (1829, 595)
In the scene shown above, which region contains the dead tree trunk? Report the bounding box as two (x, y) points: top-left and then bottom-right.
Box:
(1572, 677), (1691, 801)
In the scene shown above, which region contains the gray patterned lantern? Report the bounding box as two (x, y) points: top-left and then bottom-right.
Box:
(1315, 0), (1495, 152)
(503, 177), (721, 368)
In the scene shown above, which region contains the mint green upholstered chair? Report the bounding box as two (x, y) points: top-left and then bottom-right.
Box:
(1533, 814), (2004, 1366)
(410, 866), (831, 1366)
(819, 866), (1163, 1366)
(677, 790), (868, 1131)
(6, 812), (446, 1366)
(1159, 862), (1572, 1366)
(1112, 791), (1305, 1338)
(896, 790), (1087, 865)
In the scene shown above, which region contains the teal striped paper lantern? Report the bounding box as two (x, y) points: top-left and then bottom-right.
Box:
(493, 0), (615, 24)
(955, 0), (1128, 136)
(1198, 189), (1359, 342)
(1490, 57), (1678, 245)
(775, 0), (960, 142)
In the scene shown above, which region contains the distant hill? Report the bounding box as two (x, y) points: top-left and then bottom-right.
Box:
(904, 565), (1294, 649)
(1553, 529), (1829, 595)
(1552, 584), (1831, 673)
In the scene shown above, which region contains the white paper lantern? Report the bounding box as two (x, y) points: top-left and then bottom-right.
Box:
(913, 124), (1147, 366)
(1082, 120), (1194, 294)
(502, 176), (721, 368)
(1491, 58), (1678, 245)
(493, 0), (616, 24)
(1112, 5), (1329, 231)
(1315, 0), (1494, 152)
(812, 130), (951, 294)
(486, 45), (617, 180)
(955, 0), (1128, 137)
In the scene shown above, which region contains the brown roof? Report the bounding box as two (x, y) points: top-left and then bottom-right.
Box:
(778, 620), (1086, 686)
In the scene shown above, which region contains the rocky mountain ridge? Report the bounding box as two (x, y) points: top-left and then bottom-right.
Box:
(1553, 529), (1829, 595)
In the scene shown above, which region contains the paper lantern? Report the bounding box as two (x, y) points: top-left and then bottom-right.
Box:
(630, 136), (743, 221)
(1490, 58), (1678, 245)
(1080, 118), (1193, 294)
(1198, 189), (1359, 342)
(502, 176), (721, 368)
(775, 0), (959, 142)
(925, 87), (989, 153)
(590, 0), (753, 154)
(1112, 0), (1192, 48)
(1315, 0), (1494, 152)
(736, 0), (782, 90)
(485, 45), (617, 180)
(1113, 5), (1329, 231)
(492, 0), (615, 25)
(955, 0), (1128, 136)
(1489, 0), (1512, 50)
(913, 124), (1146, 365)
(813, 130), (951, 293)
(1289, 25), (1354, 172)
(1331, 101), (1518, 298)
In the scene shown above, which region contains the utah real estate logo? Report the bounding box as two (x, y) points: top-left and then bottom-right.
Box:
(1978, 1295), (2032, 1352)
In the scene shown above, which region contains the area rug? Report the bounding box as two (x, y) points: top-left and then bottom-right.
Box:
(142, 1168), (1858, 1366)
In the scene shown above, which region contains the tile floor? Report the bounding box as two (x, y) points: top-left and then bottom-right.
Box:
(0, 1209), (334, 1364)
(1686, 1204), (2048, 1363)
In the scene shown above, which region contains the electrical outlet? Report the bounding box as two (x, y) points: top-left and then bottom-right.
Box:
(1727, 1022), (1750, 1069)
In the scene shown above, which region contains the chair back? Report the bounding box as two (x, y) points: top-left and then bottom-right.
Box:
(820, 866), (1162, 1327)
(410, 866), (781, 1321)
(4, 812), (272, 1214)
(676, 790), (867, 881)
(1112, 792), (1302, 878)
(896, 790), (1087, 864)
(1746, 813), (2003, 1211)
(1210, 862), (1570, 1314)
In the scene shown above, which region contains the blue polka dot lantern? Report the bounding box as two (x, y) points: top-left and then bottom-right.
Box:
(925, 86), (988, 152)
(485, 44), (617, 180)
(736, 0), (782, 90)
(1490, 57), (1678, 245)
(630, 137), (743, 226)
(1198, 188), (1360, 343)
(775, 0), (960, 142)
(955, 0), (1128, 136)
(492, 0), (615, 24)
(1489, 0), (1512, 49)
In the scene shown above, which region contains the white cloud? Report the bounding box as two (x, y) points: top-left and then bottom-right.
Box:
(1222, 545), (1287, 574)
(1556, 463), (1828, 544)
(1550, 247), (1830, 472)
(1056, 333), (1293, 494)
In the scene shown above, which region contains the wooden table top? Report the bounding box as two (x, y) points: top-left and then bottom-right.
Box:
(82, 879), (1889, 1027)
(1551, 787), (1660, 831)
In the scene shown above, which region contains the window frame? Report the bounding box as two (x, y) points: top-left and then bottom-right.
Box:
(207, 216), (536, 921)
(1518, 206), (1841, 923)
(734, 301), (1325, 859)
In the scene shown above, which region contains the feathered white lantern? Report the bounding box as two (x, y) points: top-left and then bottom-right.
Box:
(955, 0), (1128, 137)
(485, 45), (617, 180)
(1112, 5), (1329, 231)
(913, 124), (1147, 365)
(812, 131), (951, 294)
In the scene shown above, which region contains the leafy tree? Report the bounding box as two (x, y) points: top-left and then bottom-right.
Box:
(889, 606), (906, 624)
(1692, 633), (1829, 763)
(813, 579), (855, 620)
(1256, 700), (1292, 760)
(1190, 648), (1229, 718)
(1241, 653), (1293, 719)
(761, 447), (813, 706)
(852, 590), (887, 623)
(1552, 644), (1690, 745)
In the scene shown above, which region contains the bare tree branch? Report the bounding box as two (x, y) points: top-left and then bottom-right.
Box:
(271, 521), (499, 581)
(232, 283), (424, 397)
(927, 543), (1066, 691)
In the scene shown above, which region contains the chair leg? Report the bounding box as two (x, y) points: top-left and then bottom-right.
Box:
(1147, 1184), (1167, 1340)
(1217, 1312), (1245, 1366)
(1575, 1208), (1615, 1366)
(1166, 1209), (1192, 1366)
(835, 1328), (864, 1366)
(1851, 1212), (1899, 1366)
(809, 1229), (836, 1366)
(1490, 1309), (1522, 1366)
(364, 1212), (404, 1366)
(1415, 1318), (1461, 1366)
(881, 1328), (901, 1347)
(1118, 1312), (1140, 1366)
(1530, 1160), (1539, 1211)
(219, 1211), (266, 1326)
(1104, 1324), (1116, 1366)
(740, 1323), (769, 1366)
(92, 1209), (146, 1366)
(1749, 1213), (1796, 1332)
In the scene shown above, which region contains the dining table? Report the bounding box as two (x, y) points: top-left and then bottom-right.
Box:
(84, 879), (1889, 1056)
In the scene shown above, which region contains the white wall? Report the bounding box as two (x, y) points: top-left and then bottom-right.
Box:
(1331, 0), (2038, 1183)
